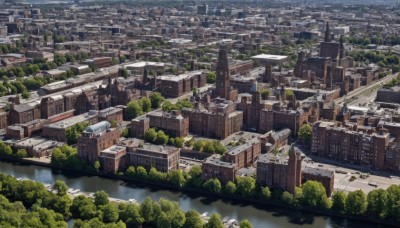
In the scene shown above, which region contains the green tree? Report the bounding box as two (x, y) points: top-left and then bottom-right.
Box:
(79, 204), (97, 220)
(224, 181), (236, 195)
(346, 190), (367, 216)
(150, 92), (164, 109)
(126, 100), (143, 119)
(302, 180), (331, 209)
(157, 211), (171, 228)
(386, 184), (400, 219)
(120, 203), (144, 226)
(298, 124), (312, 141)
(239, 219), (252, 228)
(261, 186), (271, 200)
(281, 191), (294, 205)
(261, 89), (269, 99)
(140, 197), (156, 223)
(21, 89), (30, 99)
(184, 210), (203, 228)
(155, 130), (169, 145)
(94, 160), (100, 172)
(168, 170), (186, 187)
(367, 189), (389, 219)
(236, 177), (256, 197)
(206, 213), (224, 228)
(136, 166), (147, 178)
(144, 128), (157, 142)
(16, 149), (28, 158)
(203, 179), (221, 194)
(102, 203), (119, 223)
(332, 191), (346, 214)
(284, 89), (294, 100)
(53, 180), (68, 196)
(94, 190), (109, 207)
(140, 97), (152, 112)
(118, 68), (129, 78)
(206, 72), (216, 83)
(125, 166), (136, 177)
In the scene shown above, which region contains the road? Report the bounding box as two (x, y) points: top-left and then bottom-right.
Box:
(334, 73), (398, 105)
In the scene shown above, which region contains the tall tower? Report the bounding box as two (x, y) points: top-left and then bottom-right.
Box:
(264, 62), (272, 83)
(286, 144), (303, 194)
(215, 44), (230, 99)
(324, 22), (330, 42)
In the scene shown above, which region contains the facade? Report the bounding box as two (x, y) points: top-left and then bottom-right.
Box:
(376, 87), (400, 104)
(259, 108), (308, 136)
(182, 99), (243, 139)
(126, 144), (180, 173)
(312, 121), (390, 170)
(147, 110), (189, 137)
(222, 137), (261, 169)
(99, 145), (126, 173)
(256, 144), (304, 193)
(77, 121), (120, 164)
(157, 71), (206, 98)
(131, 117), (150, 139)
(302, 167), (334, 197)
(201, 154), (237, 184)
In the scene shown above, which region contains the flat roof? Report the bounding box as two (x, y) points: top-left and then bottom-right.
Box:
(44, 112), (97, 129)
(158, 70), (203, 82)
(251, 54), (288, 61)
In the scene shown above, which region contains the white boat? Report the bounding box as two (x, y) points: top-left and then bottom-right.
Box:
(227, 219), (238, 226)
(71, 189), (80, 194)
(88, 193), (94, 197)
(223, 216), (229, 223)
(128, 198), (138, 204)
(201, 212), (209, 218)
(67, 188), (74, 194)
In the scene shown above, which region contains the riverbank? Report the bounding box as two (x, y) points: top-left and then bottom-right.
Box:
(1, 155), (398, 227)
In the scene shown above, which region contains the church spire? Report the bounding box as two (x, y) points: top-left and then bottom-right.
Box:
(324, 21), (330, 42)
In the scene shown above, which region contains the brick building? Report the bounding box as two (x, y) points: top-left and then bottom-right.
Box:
(312, 121), (390, 170)
(259, 107), (308, 136)
(256, 144), (304, 193)
(214, 44), (238, 101)
(131, 117), (150, 139)
(99, 145), (126, 173)
(302, 167), (334, 197)
(126, 143), (180, 173)
(376, 87), (400, 105)
(201, 154), (237, 184)
(157, 70), (206, 98)
(0, 111), (7, 129)
(222, 137), (261, 169)
(147, 110), (189, 137)
(77, 121), (120, 164)
(182, 99), (243, 139)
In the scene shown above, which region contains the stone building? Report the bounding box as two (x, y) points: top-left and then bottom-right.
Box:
(147, 110), (189, 137)
(312, 121), (390, 170)
(77, 121), (120, 164)
(126, 143), (180, 173)
(259, 128), (291, 153)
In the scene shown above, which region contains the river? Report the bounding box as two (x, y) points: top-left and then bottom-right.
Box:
(0, 161), (388, 228)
